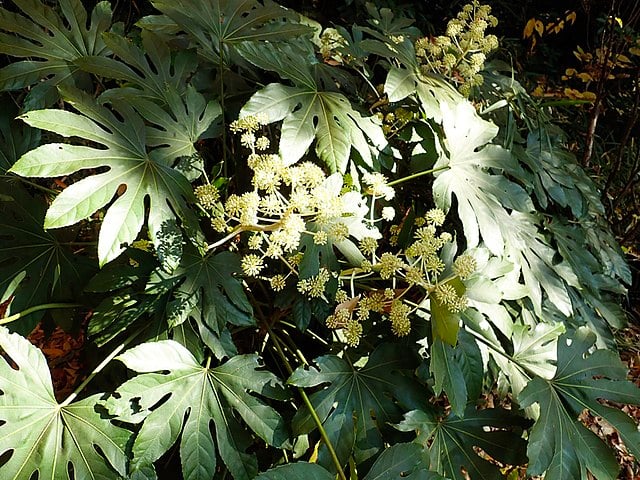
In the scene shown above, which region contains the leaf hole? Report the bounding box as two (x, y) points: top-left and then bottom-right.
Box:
(0, 448), (12, 468)
(0, 349), (20, 371)
(67, 461), (75, 480)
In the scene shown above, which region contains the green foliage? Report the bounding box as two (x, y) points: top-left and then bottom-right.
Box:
(397, 406), (530, 480)
(0, 327), (130, 480)
(0, 0), (113, 107)
(519, 328), (640, 479)
(0, 0), (637, 479)
(0, 183), (95, 334)
(10, 86), (213, 268)
(239, 41), (387, 172)
(105, 340), (287, 480)
(289, 344), (422, 470)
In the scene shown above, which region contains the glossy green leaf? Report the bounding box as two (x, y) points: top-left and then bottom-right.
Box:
(492, 321), (565, 406)
(0, 0), (112, 102)
(76, 30), (198, 105)
(239, 41), (387, 172)
(106, 340), (286, 480)
(364, 443), (445, 480)
(256, 463), (334, 480)
(0, 327), (130, 480)
(0, 183), (95, 334)
(148, 0), (312, 64)
(430, 338), (467, 417)
(10, 86), (204, 267)
(288, 344), (422, 471)
(397, 406), (529, 480)
(519, 328), (640, 480)
(152, 245), (253, 333)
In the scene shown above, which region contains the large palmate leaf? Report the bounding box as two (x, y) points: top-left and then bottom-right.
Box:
(0, 327), (130, 479)
(0, 183), (95, 334)
(239, 41), (387, 172)
(288, 344), (423, 470)
(154, 245), (253, 333)
(385, 67), (460, 123)
(432, 100), (532, 255)
(363, 443), (446, 480)
(10, 86), (207, 267)
(0, 0), (112, 106)
(397, 406), (529, 480)
(430, 100), (577, 316)
(492, 321), (565, 400)
(105, 340), (287, 480)
(78, 32), (221, 173)
(76, 30), (197, 105)
(146, 0), (311, 64)
(519, 328), (640, 480)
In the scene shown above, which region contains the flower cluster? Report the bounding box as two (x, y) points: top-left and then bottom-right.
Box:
(319, 28), (347, 62)
(324, 210), (476, 347)
(415, 1), (499, 96)
(197, 115), (385, 303)
(199, 117), (476, 350)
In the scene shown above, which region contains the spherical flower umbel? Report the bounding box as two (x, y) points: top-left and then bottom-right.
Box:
(453, 254), (477, 280)
(194, 184), (220, 210)
(241, 254), (264, 277)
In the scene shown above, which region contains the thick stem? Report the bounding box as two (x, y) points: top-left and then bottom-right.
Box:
(0, 303), (82, 326)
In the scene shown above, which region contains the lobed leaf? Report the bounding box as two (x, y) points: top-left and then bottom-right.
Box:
(106, 340), (287, 480)
(239, 41), (387, 172)
(288, 344), (423, 471)
(0, 327), (130, 480)
(397, 405), (530, 480)
(0, 0), (112, 106)
(519, 327), (640, 480)
(10, 86), (205, 267)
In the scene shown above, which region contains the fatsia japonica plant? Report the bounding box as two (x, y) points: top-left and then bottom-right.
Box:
(0, 0), (638, 479)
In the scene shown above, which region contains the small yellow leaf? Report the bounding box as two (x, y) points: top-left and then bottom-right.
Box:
(523, 18), (537, 38)
(617, 54), (631, 64)
(535, 20), (544, 36)
(566, 11), (577, 24)
(577, 72), (592, 82)
(629, 46), (640, 56)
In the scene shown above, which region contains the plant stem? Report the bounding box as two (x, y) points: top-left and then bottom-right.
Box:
(387, 165), (449, 187)
(268, 328), (347, 480)
(465, 327), (534, 376)
(61, 327), (142, 406)
(0, 303), (82, 326)
(219, 46), (228, 177)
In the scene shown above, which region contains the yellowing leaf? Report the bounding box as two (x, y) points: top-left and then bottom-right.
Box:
(566, 11), (577, 24)
(523, 18), (537, 38)
(629, 46), (640, 56)
(577, 72), (593, 82)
